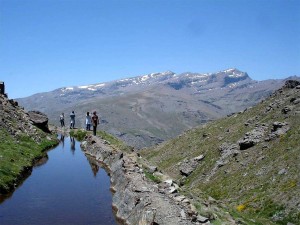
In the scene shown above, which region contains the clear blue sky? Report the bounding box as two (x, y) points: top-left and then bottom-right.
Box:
(0, 0), (299, 98)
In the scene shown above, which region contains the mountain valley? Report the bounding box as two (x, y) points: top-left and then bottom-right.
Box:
(18, 69), (297, 148)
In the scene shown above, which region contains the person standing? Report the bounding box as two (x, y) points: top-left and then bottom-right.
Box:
(70, 111), (76, 129)
(86, 112), (92, 131)
(91, 111), (99, 136)
(60, 113), (65, 127)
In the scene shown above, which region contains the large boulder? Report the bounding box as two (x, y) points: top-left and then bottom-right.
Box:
(180, 154), (205, 176)
(28, 111), (50, 133)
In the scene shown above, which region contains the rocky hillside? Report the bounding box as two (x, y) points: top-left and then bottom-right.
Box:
(140, 80), (300, 225)
(0, 93), (58, 195)
(17, 69), (296, 148)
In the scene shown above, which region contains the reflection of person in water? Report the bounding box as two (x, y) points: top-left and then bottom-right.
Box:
(60, 134), (65, 148)
(86, 155), (100, 177)
(70, 136), (75, 154)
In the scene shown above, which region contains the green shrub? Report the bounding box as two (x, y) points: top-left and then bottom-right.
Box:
(144, 170), (161, 183)
(70, 129), (87, 141)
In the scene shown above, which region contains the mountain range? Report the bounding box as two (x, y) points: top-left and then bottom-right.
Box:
(17, 68), (297, 148)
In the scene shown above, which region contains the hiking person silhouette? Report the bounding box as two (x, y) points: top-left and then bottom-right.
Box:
(70, 111), (75, 129)
(60, 113), (65, 127)
(86, 112), (92, 131)
(91, 111), (99, 136)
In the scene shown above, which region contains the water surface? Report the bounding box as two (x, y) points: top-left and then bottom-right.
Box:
(0, 135), (117, 225)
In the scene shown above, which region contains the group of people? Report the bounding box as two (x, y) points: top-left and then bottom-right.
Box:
(59, 111), (99, 136)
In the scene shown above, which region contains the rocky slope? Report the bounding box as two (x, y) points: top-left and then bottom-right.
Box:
(140, 80), (300, 225)
(0, 93), (58, 195)
(81, 134), (238, 225)
(17, 69), (294, 149)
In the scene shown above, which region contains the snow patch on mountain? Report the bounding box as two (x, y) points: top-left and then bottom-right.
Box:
(223, 68), (247, 78)
(78, 85), (90, 89)
(224, 68), (237, 73)
(95, 83), (105, 87)
(228, 83), (238, 88)
(228, 72), (245, 78)
(61, 87), (74, 92)
(59, 69), (250, 95)
(78, 84), (101, 91)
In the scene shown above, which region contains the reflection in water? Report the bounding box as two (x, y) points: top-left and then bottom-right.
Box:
(0, 137), (117, 225)
(33, 155), (49, 168)
(70, 136), (75, 154)
(86, 155), (100, 177)
(59, 134), (65, 148)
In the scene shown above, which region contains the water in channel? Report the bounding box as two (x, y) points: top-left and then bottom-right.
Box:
(0, 134), (118, 225)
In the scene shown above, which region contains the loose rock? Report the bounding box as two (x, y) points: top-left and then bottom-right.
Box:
(197, 215), (209, 223)
(238, 125), (268, 150)
(28, 111), (50, 133)
(180, 155), (205, 177)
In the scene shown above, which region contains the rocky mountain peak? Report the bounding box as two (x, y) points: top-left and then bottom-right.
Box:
(222, 68), (247, 76)
(216, 68), (249, 79)
(167, 68), (251, 90)
(206, 68), (251, 87)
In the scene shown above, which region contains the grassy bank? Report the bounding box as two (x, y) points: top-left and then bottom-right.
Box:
(0, 130), (58, 194)
(70, 128), (133, 153)
(69, 129), (88, 141)
(97, 130), (133, 153)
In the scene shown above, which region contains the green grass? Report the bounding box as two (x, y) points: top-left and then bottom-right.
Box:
(144, 170), (161, 183)
(0, 130), (58, 193)
(229, 199), (300, 225)
(69, 128), (133, 153)
(97, 130), (133, 153)
(69, 129), (88, 141)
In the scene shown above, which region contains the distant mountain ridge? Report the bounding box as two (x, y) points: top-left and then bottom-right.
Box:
(42, 68), (249, 97)
(60, 71), (176, 94)
(17, 68), (298, 148)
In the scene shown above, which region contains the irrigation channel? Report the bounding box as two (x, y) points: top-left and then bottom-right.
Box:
(0, 134), (118, 225)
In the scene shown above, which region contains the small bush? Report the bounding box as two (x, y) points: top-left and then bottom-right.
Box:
(70, 129), (87, 141)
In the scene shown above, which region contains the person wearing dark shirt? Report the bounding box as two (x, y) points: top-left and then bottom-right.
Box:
(91, 111), (99, 136)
